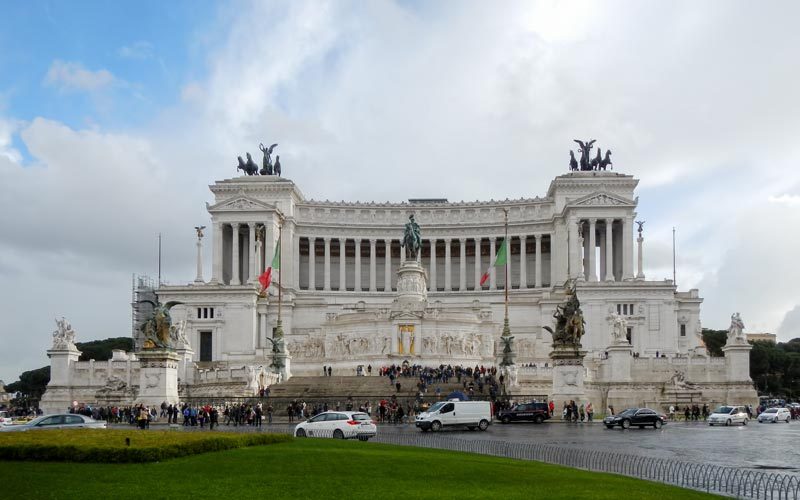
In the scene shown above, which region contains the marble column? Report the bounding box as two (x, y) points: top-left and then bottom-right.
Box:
(211, 221), (223, 284)
(444, 238), (452, 291)
(534, 233), (542, 288)
(459, 238), (467, 291)
(247, 223), (257, 283)
(569, 217), (580, 280)
(369, 238), (377, 292)
(474, 238), (482, 290)
(489, 237), (497, 290)
(429, 239), (437, 291)
(519, 235), (527, 289)
(605, 219), (614, 282)
(323, 237), (331, 291)
(384, 239), (392, 291)
(623, 216), (634, 280)
(339, 239), (346, 291)
(231, 223), (241, 285)
(637, 231), (645, 279)
(307, 237), (316, 290)
(400, 244), (406, 263)
(195, 234), (205, 284)
(354, 238), (362, 292)
(588, 218), (597, 282)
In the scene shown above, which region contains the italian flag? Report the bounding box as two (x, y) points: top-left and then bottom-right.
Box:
(480, 238), (507, 286)
(258, 237), (281, 294)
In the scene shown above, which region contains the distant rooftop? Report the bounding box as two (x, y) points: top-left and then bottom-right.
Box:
(408, 198), (448, 204)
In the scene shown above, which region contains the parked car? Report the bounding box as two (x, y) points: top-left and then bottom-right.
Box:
(294, 411), (376, 441)
(0, 411), (13, 426)
(498, 402), (550, 424)
(707, 405), (749, 426)
(0, 414), (107, 432)
(603, 408), (666, 429)
(415, 400), (492, 432)
(757, 407), (791, 423)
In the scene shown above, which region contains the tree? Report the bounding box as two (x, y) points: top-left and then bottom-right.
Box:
(701, 329), (727, 357)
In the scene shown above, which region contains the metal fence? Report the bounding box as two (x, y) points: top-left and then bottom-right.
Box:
(287, 428), (799, 499)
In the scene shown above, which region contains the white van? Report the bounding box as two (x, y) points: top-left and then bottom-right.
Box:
(415, 400), (492, 432)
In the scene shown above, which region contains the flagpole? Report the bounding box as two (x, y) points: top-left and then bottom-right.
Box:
(503, 209), (509, 321)
(276, 214), (284, 333)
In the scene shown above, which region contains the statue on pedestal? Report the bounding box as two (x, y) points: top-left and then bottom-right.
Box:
(402, 214), (422, 260)
(138, 299), (183, 350)
(609, 312), (628, 344)
(727, 312), (746, 344)
(52, 317), (76, 349)
(543, 283), (586, 348)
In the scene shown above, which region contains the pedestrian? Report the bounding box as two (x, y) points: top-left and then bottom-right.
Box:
(669, 405), (675, 420)
(267, 403), (273, 424)
(579, 404), (585, 422)
(323, 365), (327, 376)
(586, 402), (593, 421)
(327, 366), (332, 377)
(209, 407), (218, 430)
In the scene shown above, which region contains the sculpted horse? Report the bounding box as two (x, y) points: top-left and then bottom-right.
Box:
(237, 156), (258, 176)
(569, 151), (578, 171)
(599, 150), (612, 170)
(590, 148), (602, 170)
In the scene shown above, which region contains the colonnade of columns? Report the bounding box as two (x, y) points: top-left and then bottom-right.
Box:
(210, 221), (283, 287)
(299, 235), (553, 292)
(570, 216), (634, 282)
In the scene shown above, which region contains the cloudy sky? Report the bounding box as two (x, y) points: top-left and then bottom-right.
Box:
(1, 0), (799, 384)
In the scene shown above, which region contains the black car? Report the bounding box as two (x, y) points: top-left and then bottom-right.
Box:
(498, 402), (550, 424)
(604, 408), (666, 429)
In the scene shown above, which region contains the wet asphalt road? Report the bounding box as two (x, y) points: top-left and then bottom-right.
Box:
(133, 418), (800, 474)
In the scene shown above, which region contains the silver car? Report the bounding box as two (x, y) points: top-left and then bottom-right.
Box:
(0, 414), (107, 432)
(708, 405), (749, 426)
(757, 407), (791, 423)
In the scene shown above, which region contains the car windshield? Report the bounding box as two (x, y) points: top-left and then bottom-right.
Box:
(428, 402), (445, 412)
(24, 415), (51, 426)
(764, 409), (777, 413)
(351, 413), (371, 421)
(714, 406), (733, 414)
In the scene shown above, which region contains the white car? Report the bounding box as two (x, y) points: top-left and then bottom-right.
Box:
(0, 411), (14, 426)
(0, 414), (107, 432)
(708, 405), (749, 426)
(757, 407), (791, 423)
(294, 411), (377, 441)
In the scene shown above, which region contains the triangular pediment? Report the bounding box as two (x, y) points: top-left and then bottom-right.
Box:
(569, 191), (635, 207)
(207, 196), (275, 212)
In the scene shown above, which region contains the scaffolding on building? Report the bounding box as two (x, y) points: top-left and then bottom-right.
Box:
(131, 274), (158, 351)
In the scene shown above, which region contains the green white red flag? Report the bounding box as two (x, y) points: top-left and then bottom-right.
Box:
(480, 238), (507, 286)
(258, 238), (281, 294)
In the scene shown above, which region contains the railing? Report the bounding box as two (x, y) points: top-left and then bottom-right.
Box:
(283, 428), (799, 499)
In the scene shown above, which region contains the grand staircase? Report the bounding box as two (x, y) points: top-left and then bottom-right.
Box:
(267, 376), (472, 400)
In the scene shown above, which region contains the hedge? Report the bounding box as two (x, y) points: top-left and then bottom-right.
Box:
(0, 429), (292, 463)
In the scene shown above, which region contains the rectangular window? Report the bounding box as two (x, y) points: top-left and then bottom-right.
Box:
(197, 308), (202, 319)
(626, 327), (632, 344)
(629, 304), (634, 315)
(680, 324), (686, 337)
(623, 304), (628, 315)
(617, 304), (622, 315)
(210, 308), (214, 319)
(199, 331), (213, 361)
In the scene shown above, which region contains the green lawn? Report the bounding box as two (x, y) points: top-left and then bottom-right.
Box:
(1, 438), (719, 499)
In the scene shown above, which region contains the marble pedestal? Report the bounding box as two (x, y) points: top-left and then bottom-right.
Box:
(396, 260), (427, 304)
(134, 350), (181, 407)
(550, 345), (587, 414)
(271, 352), (292, 381)
(606, 342), (633, 382)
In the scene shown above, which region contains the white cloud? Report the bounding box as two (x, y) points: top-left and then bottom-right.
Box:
(0, 118), (22, 163)
(3, 0), (800, 380)
(43, 60), (115, 92)
(118, 41), (154, 60)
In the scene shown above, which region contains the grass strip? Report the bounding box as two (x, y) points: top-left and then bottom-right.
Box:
(0, 429), (291, 462)
(0, 437), (721, 499)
